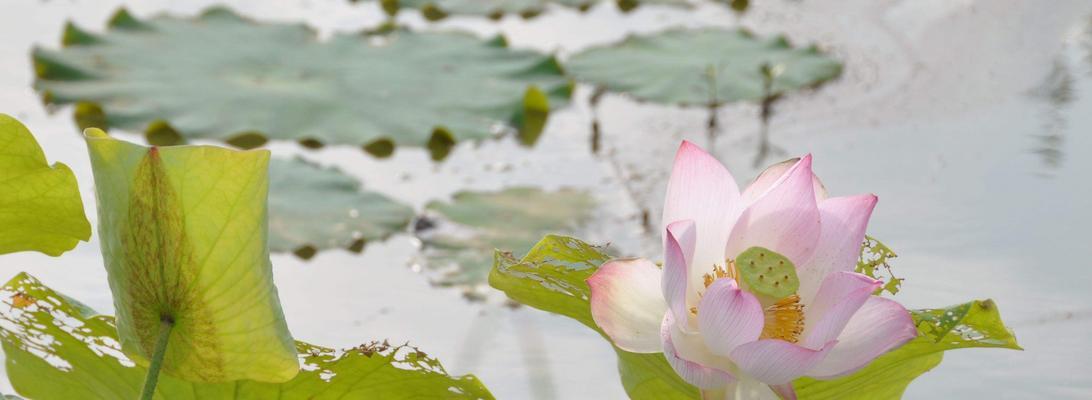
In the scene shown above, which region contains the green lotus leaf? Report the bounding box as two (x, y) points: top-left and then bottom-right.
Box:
(794, 300), (1021, 399)
(566, 28), (843, 106)
(35, 7), (571, 160)
(417, 187), (594, 289)
(0, 114), (90, 256)
(856, 236), (902, 295)
(489, 235), (1020, 399)
(0, 272), (494, 399)
(268, 157), (413, 259)
(376, 0), (688, 21)
(83, 128), (296, 383)
(490, 236), (696, 399)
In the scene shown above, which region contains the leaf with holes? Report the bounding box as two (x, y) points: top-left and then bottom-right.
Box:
(376, 0), (688, 21)
(268, 157), (413, 259)
(489, 235), (697, 399)
(567, 28), (842, 106)
(794, 300), (1021, 399)
(856, 236), (903, 295)
(0, 114), (90, 256)
(0, 272), (494, 399)
(416, 187), (594, 289)
(490, 235), (1021, 400)
(35, 7), (571, 160)
(84, 128), (296, 383)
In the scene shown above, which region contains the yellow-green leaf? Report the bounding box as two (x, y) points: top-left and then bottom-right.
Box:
(83, 128), (296, 383)
(0, 114), (90, 256)
(0, 272), (494, 399)
(491, 235), (1020, 400)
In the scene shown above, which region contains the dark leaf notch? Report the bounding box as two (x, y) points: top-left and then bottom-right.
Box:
(373, 0), (690, 21)
(35, 7), (572, 161)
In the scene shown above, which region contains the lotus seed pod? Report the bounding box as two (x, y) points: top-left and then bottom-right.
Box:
(735, 246), (799, 299)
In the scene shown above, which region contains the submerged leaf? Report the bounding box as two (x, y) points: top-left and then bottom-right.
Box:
(490, 235), (1020, 400)
(418, 187), (594, 288)
(0, 272), (494, 399)
(268, 157), (413, 259)
(0, 114), (90, 256)
(35, 7), (571, 159)
(567, 28), (842, 106)
(84, 129), (296, 383)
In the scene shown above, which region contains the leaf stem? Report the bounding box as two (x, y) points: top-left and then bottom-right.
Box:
(140, 317), (173, 400)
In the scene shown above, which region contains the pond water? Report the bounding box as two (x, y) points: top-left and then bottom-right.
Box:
(2, 0), (1091, 398)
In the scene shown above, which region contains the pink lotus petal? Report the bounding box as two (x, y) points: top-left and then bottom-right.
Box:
(807, 296), (917, 379)
(697, 279), (764, 356)
(769, 383), (798, 400)
(741, 157), (828, 205)
(665, 220), (697, 332)
(661, 313), (736, 389)
(662, 141), (741, 295)
(800, 271), (882, 350)
(726, 156), (821, 265)
(798, 194), (878, 305)
(588, 258), (669, 353)
(730, 339), (836, 385)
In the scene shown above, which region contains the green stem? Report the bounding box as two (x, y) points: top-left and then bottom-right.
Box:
(140, 318), (173, 400)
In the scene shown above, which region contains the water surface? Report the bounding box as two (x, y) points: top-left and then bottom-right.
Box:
(1, 0), (1090, 398)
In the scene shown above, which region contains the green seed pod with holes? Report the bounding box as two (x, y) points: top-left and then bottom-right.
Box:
(735, 246), (800, 299)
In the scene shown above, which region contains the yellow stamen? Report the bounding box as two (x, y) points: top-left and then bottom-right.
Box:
(760, 294), (805, 343)
(703, 259), (738, 288)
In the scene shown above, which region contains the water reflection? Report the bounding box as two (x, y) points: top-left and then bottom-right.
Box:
(1028, 59), (1074, 174)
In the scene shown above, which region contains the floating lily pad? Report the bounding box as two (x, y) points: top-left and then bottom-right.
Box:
(377, 0), (688, 20)
(416, 187), (594, 288)
(0, 114), (90, 256)
(84, 129), (296, 383)
(490, 235), (1020, 400)
(35, 7), (571, 160)
(0, 272), (494, 399)
(268, 157), (413, 259)
(566, 28), (842, 106)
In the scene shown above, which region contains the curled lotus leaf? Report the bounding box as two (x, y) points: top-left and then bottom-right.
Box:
(84, 128), (297, 383)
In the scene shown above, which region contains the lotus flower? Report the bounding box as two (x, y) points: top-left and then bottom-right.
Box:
(588, 141), (917, 399)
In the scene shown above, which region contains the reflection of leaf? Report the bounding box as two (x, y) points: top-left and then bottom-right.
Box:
(34, 7), (571, 160)
(567, 28), (842, 106)
(490, 235), (1020, 400)
(0, 114), (90, 256)
(418, 187), (595, 288)
(376, 0), (688, 20)
(490, 236), (697, 400)
(268, 157), (413, 259)
(84, 129), (296, 383)
(0, 272), (494, 400)
(856, 236), (902, 295)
